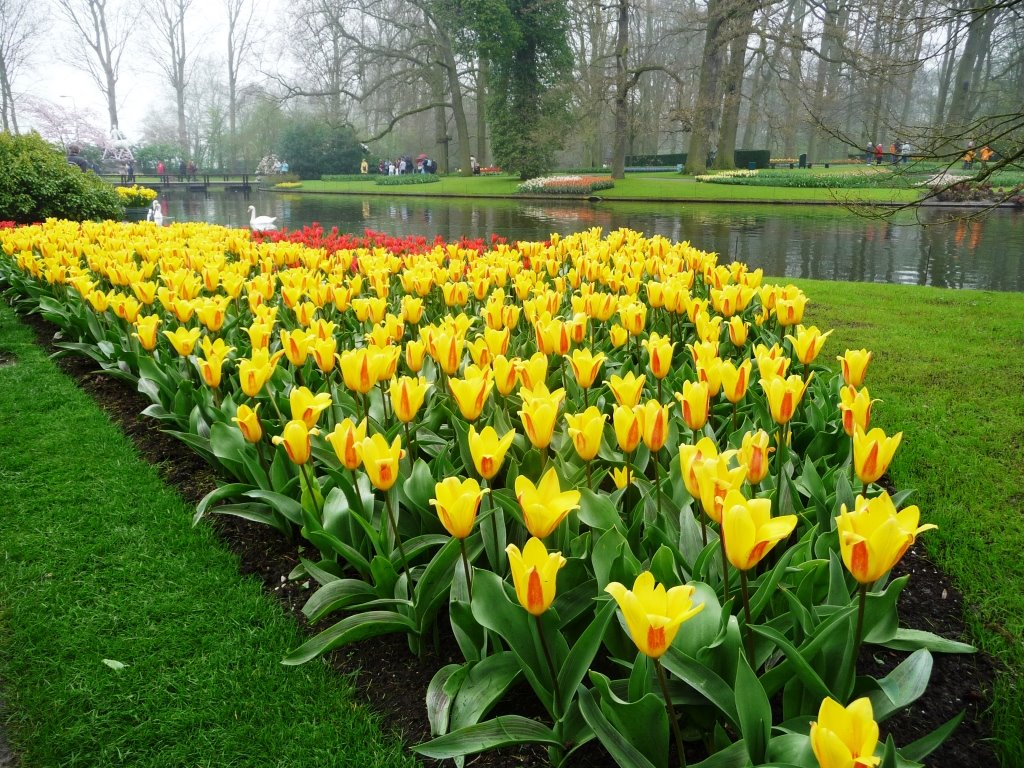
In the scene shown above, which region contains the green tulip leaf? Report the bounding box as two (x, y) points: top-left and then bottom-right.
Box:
(426, 663), (466, 736)
(194, 482), (255, 524)
(868, 648), (933, 721)
(402, 458), (437, 513)
(412, 715), (562, 759)
(281, 610), (417, 665)
(688, 738), (750, 768)
(578, 687), (660, 768)
(578, 488), (627, 532)
(211, 502), (292, 538)
(450, 651), (522, 732)
(765, 732), (817, 767)
(244, 488), (304, 526)
(660, 647), (740, 730)
(301, 578), (379, 621)
(880, 628), (975, 654)
(898, 710), (964, 763)
(735, 650), (771, 763)
(557, 599), (615, 714)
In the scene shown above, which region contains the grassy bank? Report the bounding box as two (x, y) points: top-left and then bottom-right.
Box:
(1, 275), (1021, 766)
(294, 173), (922, 204)
(801, 281), (1024, 764)
(0, 303), (414, 768)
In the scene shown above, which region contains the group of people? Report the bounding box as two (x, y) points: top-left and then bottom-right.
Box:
(155, 160), (200, 182)
(865, 141), (911, 165)
(962, 143), (993, 170)
(377, 155), (438, 175)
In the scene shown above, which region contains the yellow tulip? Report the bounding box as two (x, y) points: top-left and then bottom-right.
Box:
(838, 349), (873, 388)
(604, 572), (705, 658)
(688, 340), (719, 367)
(840, 386), (875, 437)
(198, 337), (233, 389)
(238, 348), (284, 398)
(738, 429), (773, 485)
(405, 339), (427, 373)
(339, 347), (385, 395)
(568, 348), (606, 389)
(810, 697), (880, 768)
(640, 399), (671, 452)
(468, 338), (493, 368)
(678, 436), (719, 499)
(326, 417), (366, 471)
(271, 419), (318, 465)
(760, 374), (811, 425)
(609, 324), (629, 348)
(163, 326), (201, 356)
(535, 316), (572, 355)
(676, 380), (710, 431)
(390, 376), (430, 423)
(492, 355), (520, 396)
(696, 358), (724, 398)
(519, 381), (565, 449)
(401, 295), (424, 324)
(516, 351), (548, 391)
(785, 324), (834, 365)
(565, 407), (606, 462)
(695, 452), (747, 523)
(619, 301), (647, 336)
(775, 291), (808, 326)
(431, 477), (487, 539)
(643, 332), (675, 380)
(360, 433), (405, 491)
(506, 537), (566, 616)
(727, 316), (749, 347)
(431, 328), (465, 375)
(449, 365), (494, 421)
(608, 371), (646, 408)
(719, 359), (752, 404)
(721, 489), (797, 570)
(280, 328), (315, 367)
(132, 314), (161, 351)
(232, 403), (263, 443)
(289, 386), (333, 428)
(245, 321), (273, 351)
(837, 491), (936, 584)
(611, 466), (633, 489)
(613, 404), (644, 454)
(515, 467), (580, 539)
(311, 337), (338, 374)
(468, 424), (516, 480)
(853, 426), (902, 484)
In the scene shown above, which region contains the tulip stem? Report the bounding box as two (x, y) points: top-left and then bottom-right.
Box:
(853, 582), (868, 669)
(775, 425), (787, 512)
(384, 489), (410, 584)
(583, 386), (589, 410)
(653, 448), (663, 521)
(458, 538), (473, 597)
(300, 463), (322, 517)
(849, 435), (856, 486)
(655, 659), (687, 768)
(699, 504), (708, 547)
(586, 460), (593, 491)
(535, 615), (562, 719)
(731, 402), (737, 432)
(657, 377), (663, 405)
(719, 528), (731, 601)
(404, 421), (415, 471)
(739, 569), (755, 666)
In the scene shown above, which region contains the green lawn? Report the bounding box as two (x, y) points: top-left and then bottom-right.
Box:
(296, 173), (921, 204)
(0, 303), (415, 768)
(1, 277), (1021, 765)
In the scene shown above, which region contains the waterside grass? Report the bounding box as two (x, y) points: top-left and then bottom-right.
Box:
(296, 173), (921, 204)
(0, 275), (1022, 765)
(0, 302), (415, 768)
(801, 280), (1024, 765)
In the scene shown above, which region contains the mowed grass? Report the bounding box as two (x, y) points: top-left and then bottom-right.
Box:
(800, 281), (1024, 765)
(297, 173), (921, 204)
(0, 303), (415, 768)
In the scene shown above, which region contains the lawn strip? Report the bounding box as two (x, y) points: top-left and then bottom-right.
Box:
(801, 280), (1024, 765)
(0, 302), (415, 768)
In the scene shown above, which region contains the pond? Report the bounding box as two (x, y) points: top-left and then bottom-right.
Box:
(156, 190), (1024, 292)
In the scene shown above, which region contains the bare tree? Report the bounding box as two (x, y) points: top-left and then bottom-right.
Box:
(52, 0), (137, 132)
(1, 0), (47, 132)
(149, 0), (198, 156)
(225, 0), (259, 170)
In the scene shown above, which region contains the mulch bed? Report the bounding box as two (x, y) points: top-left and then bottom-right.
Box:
(16, 310), (999, 767)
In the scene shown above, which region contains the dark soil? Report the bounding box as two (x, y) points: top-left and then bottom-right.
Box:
(15, 311), (1000, 768)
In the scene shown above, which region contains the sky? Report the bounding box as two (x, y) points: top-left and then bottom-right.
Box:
(19, 0), (281, 143)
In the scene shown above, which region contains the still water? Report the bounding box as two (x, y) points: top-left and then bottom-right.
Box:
(156, 190), (1024, 292)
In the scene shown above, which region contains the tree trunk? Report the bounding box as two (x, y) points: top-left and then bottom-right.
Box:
(781, 0), (805, 157)
(611, 0), (630, 179)
(715, 1), (755, 169)
(476, 56), (488, 163)
(944, 0), (987, 134)
(684, 0), (727, 175)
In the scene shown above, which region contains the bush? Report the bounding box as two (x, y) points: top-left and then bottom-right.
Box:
(277, 119), (364, 179)
(0, 132), (123, 223)
(374, 174), (442, 186)
(626, 152), (686, 166)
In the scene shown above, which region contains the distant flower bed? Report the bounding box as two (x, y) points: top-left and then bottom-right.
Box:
(697, 167), (913, 188)
(374, 174), (442, 186)
(0, 221), (14, 229)
(320, 174), (376, 182)
(517, 175), (615, 195)
(273, 181), (303, 190)
(480, 166), (502, 175)
(114, 185), (158, 207)
(250, 224), (505, 256)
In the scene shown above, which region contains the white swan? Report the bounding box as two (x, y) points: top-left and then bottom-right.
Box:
(146, 199), (164, 225)
(247, 205), (277, 231)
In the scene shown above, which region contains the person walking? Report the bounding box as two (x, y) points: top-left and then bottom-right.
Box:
(873, 143), (883, 165)
(864, 142), (873, 164)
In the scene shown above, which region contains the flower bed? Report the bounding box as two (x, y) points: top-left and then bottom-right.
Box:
(374, 174), (442, 186)
(518, 175), (615, 195)
(273, 181), (303, 190)
(698, 167), (913, 188)
(0, 220), (969, 768)
(114, 184), (158, 207)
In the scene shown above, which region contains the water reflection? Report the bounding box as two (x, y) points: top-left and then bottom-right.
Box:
(153, 189), (1024, 291)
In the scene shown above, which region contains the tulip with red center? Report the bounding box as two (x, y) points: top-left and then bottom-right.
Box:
(232, 403), (263, 444)
(289, 386), (333, 428)
(839, 386), (875, 437)
(519, 381), (565, 449)
(853, 426), (902, 485)
(738, 429), (773, 485)
(449, 365), (494, 421)
(676, 379), (711, 431)
(272, 419), (318, 465)
(760, 373), (811, 426)
(810, 697), (881, 768)
(608, 371), (646, 408)
(643, 332), (675, 380)
(515, 467), (581, 539)
(838, 348), (873, 388)
(326, 418), (366, 470)
(786, 324), (834, 365)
